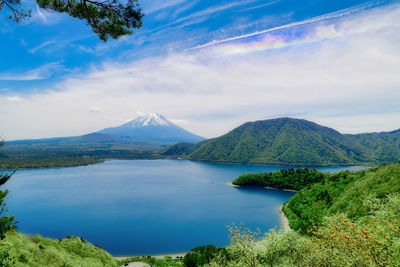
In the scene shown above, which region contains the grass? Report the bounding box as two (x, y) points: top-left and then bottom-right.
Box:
(0, 231), (117, 267)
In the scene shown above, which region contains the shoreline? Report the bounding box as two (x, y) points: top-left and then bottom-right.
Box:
(114, 252), (187, 260)
(278, 204), (291, 231)
(5, 157), (373, 171)
(264, 186), (298, 192)
(114, 204), (292, 261)
(226, 182), (240, 187)
(226, 182), (298, 193)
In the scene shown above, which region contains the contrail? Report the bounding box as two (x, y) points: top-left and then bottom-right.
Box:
(190, 0), (385, 50)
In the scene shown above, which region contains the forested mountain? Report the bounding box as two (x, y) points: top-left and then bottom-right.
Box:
(167, 118), (400, 166)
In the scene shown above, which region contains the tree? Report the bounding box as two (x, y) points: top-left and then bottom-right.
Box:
(0, 0), (143, 41)
(0, 141), (15, 240)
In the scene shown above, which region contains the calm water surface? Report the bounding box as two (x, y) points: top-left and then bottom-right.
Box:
(6, 160), (362, 255)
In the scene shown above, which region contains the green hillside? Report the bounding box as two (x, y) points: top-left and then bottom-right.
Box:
(184, 118), (400, 166)
(285, 162), (400, 234)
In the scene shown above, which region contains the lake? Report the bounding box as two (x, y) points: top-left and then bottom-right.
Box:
(5, 160), (363, 255)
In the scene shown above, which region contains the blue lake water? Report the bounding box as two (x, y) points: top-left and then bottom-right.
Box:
(5, 160), (363, 255)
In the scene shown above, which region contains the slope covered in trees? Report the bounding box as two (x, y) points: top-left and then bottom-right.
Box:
(181, 118), (400, 166)
(284, 162), (400, 234)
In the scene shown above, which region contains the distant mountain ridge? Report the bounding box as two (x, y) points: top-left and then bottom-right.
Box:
(4, 116), (400, 168)
(8, 113), (204, 147)
(164, 118), (400, 166)
(2, 113), (205, 169)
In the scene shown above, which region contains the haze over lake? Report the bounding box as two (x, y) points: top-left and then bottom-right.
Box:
(6, 160), (362, 255)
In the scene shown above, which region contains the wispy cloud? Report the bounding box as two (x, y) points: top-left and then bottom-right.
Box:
(146, 0), (261, 33)
(29, 5), (64, 25)
(0, 62), (63, 81)
(192, 0), (384, 50)
(144, 0), (187, 14)
(36, 6), (47, 23)
(171, 0), (200, 18)
(28, 40), (57, 54)
(242, 0), (281, 12)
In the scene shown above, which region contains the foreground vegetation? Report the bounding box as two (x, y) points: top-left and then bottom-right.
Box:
(207, 193), (400, 266)
(0, 231), (117, 266)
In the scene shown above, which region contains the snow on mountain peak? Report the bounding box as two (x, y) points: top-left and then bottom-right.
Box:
(130, 112), (172, 127)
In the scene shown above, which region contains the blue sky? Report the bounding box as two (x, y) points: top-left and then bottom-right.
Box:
(1, 0), (400, 140)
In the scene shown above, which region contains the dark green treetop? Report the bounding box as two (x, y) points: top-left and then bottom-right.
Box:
(0, 0), (143, 41)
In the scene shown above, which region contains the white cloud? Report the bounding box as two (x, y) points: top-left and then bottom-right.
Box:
(1, 3), (400, 140)
(89, 107), (100, 113)
(169, 119), (189, 125)
(5, 96), (23, 103)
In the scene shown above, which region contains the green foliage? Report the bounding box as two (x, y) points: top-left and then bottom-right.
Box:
(183, 245), (228, 267)
(185, 118), (400, 166)
(209, 227), (311, 267)
(285, 163), (400, 233)
(0, 246), (15, 267)
(117, 255), (183, 267)
(1, 0), (143, 41)
(161, 142), (196, 157)
(0, 0), (30, 22)
(0, 231), (117, 266)
(232, 168), (326, 191)
(36, 0), (143, 41)
(301, 195), (400, 266)
(221, 224), (262, 267)
(257, 229), (310, 266)
(0, 142), (15, 240)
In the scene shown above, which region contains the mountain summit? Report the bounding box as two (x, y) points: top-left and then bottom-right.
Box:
(97, 113), (204, 145)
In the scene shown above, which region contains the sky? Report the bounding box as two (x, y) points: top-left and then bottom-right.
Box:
(0, 0), (399, 140)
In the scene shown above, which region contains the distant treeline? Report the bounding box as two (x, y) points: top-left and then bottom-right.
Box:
(0, 144), (161, 169)
(232, 168), (327, 191)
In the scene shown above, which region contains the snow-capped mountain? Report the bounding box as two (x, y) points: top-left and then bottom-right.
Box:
(97, 113), (205, 144)
(127, 113), (172, 127)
